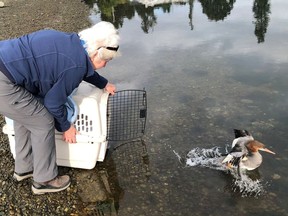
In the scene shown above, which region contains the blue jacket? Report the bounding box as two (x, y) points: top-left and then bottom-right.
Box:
(0, 30), (108, 132)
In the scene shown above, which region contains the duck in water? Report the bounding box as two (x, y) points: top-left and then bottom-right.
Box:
(222, 129), (275, 174)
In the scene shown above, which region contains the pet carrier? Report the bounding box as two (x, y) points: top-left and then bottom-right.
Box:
(2, 82), (147, 169)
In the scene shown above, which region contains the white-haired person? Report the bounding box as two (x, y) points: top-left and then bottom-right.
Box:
(0, 21), (120, 194)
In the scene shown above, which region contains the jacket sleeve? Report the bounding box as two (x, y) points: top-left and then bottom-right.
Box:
(83, 71), (108, 89)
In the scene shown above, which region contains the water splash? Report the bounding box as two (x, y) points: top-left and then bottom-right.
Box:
(185, 147), (227, 171)
(231, 174), (265, 197)
(177, 147), (267, 197)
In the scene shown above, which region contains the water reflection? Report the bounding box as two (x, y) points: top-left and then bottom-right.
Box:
(253, 0), (271, 43)
(86, 0), (271, 43)
(199, 0), (235, 21)
(83, 0), (288, 215)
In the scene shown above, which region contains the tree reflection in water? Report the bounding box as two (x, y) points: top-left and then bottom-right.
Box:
(85, 0), (271, 43)
(253, 0), (271, 43)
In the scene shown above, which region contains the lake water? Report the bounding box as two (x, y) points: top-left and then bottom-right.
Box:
(85, 0), (288, 215)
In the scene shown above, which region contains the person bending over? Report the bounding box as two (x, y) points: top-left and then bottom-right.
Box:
(0, 21), (120, 194)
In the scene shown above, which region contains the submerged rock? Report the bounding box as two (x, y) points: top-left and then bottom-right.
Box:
(272, 174), (281, 180)
(76, 170), (111, 202)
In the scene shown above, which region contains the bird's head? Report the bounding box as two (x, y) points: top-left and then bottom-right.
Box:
(246, 140), (276, 154)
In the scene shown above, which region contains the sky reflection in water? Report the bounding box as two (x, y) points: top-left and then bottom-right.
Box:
(87, 0), (288, 215)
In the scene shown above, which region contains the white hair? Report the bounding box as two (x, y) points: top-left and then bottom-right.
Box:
(78, 21), (120, 60)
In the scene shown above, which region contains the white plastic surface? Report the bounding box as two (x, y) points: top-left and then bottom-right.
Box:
(2, 82), (109, 169)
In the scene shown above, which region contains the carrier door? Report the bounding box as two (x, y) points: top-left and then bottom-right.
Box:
(107, 90), (147, 141)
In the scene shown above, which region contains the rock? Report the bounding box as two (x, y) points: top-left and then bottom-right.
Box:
(272, 174), (281, 180)
(76, 170), (111, 202)
(0, 2), (4, 8)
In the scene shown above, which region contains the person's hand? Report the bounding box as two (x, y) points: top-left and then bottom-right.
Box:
(63, 124), (79, 143)
(105, 82), (116, 95)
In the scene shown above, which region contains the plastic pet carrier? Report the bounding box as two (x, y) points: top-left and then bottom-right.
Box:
(2, 82), (147, 169)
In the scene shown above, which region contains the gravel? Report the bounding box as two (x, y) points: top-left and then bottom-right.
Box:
(0, 0), (116, 215)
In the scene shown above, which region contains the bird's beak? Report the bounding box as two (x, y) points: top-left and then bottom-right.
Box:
(259, 148), (276, 155)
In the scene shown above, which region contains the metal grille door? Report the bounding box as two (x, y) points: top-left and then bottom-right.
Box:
(107, 90), (147, 141)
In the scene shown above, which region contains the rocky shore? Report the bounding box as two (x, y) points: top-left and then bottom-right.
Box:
(0, 0), (91, 40)
(0, 0), (115, 215)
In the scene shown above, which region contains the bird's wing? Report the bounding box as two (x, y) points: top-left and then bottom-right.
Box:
(222, 129), (254, 166)
(222, 143), (247, 163)
(233, 129), (251, 138)
(231, 134), (254, 148)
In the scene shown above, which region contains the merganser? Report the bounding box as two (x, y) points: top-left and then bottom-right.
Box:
(222, 129), (275, 172)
